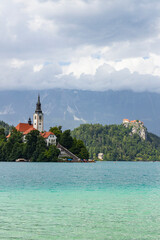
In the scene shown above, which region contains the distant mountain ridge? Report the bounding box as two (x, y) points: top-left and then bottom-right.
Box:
(0, 89), (160, 135)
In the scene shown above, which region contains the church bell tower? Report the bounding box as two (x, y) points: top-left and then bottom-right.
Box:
(33, 95), (44, 132)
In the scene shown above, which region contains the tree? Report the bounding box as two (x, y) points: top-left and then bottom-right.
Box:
(60, 130), (73, 149)
(50, 126), (62, 143)
(44, 145), (60, 162)
(3, 128), (24, 161)
(78, 147), (89, 159)
(0, 128), (6, 142)
(24, 130), (40, 160)
(32, 135), (47, 161)
(9, 142), (25, 161)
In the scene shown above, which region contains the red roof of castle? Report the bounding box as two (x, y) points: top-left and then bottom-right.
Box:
(40, 131), (55, 139)
(123, 119), (130, 122)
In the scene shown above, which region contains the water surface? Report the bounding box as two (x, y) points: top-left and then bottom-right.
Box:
(0, 162), (160, 240)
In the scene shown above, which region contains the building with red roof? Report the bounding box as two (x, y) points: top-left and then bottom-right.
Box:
(123, 119), (130, 123)
(41, 131), (57, 146)
(123, 119), (144, 126)
(7, 96), (57, 146)
(16, 122), (33, 133)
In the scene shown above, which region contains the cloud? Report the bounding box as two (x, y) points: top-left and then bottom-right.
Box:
(61, 64), (160, 93)
(0, 105), (15, 115)
(0, 0), (160, 92)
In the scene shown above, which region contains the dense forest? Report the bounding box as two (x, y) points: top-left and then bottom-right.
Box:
(0, 120), (13, 135)
(0, 125), (89, 162)
(71, 124), (160, 161)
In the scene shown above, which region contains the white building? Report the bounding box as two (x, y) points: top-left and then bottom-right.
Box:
(98, 153), (104, 160)
(41, 132), (57, 146)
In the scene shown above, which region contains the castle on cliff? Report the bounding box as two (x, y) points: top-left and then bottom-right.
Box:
(123, 119), (147, 140)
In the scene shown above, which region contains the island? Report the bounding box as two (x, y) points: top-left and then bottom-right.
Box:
(1, 95), (160, 162)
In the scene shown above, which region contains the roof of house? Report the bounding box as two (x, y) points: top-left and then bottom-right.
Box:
(16, 123), (33, 133)
(41, 131), (56, 139)
(7, 124), (57, 140)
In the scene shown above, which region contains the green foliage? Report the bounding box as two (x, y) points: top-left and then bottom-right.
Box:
(49, 126), (89, 159)
(0, 120), (13, 135)
(59, 130), (73, 149)
(43, 145), (60, 162)
(2, 128), (24, 161)
(24, 130), (60, 162)
(59, 129), (89, 159)
(72, 124), (160, 161)
(24, 130), (40, 160)
(31, 135), (47, 162)
(49, 126), (62, 142)
(69, 138), (89, 159)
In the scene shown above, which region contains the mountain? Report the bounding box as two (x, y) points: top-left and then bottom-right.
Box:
(0, 89), (160, 135)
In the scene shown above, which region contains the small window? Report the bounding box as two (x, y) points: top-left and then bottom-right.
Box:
(39, 123), (41, 125)
(35, 116), (36, 119)
(39, 116), (42, 120)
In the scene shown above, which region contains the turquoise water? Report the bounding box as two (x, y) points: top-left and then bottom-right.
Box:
(0, 162), (160, 240)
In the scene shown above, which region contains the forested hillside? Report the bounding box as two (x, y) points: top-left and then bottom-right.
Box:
(72, 124), (160, 161)
(0, 120), (13, 135)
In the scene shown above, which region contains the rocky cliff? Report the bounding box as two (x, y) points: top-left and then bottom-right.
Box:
(123, 119), (147, 140)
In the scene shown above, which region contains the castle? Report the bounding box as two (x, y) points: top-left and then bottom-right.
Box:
(7, 95), (57, 146)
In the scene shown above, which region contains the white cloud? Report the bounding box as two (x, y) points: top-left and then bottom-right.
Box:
(33, 64), (43, 72)
(0, 105), (15, 115)
(11, 59), (25, 69)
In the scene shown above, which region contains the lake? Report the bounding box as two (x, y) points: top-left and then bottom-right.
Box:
(0, 162), (160, 240)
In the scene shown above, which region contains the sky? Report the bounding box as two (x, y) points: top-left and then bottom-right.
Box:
(1, 0), (160, 92)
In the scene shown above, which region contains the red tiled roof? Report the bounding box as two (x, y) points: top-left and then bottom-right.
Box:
(41, 131), (55, 139)
(23, 127), (36, 135)
(7, 124), (36, 138)
(123, 119), (130, 122)
(16, 123), (33, 133)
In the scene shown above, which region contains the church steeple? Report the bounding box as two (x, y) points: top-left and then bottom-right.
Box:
(33, 94), (44, 132)
(35, 94), (42, 113)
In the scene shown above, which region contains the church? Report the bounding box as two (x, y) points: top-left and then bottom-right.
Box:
(7, 95), (57, 146)
(7, 95), (81, 161)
